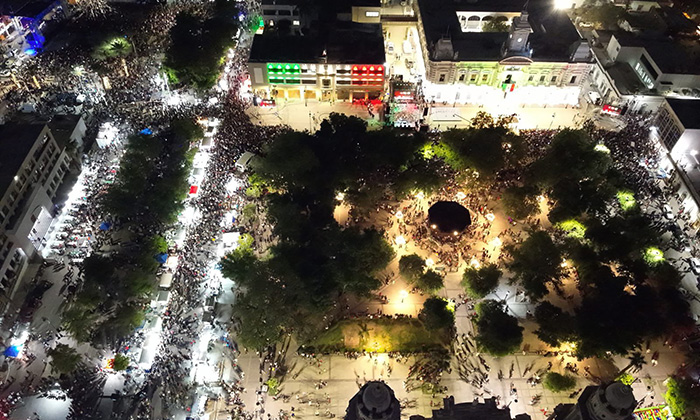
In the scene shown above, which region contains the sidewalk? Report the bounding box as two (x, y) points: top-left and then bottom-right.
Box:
(246, 99), (589, 132)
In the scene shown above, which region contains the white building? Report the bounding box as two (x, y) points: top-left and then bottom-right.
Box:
(414, 0), (593, 107)
(652, 98), (700, 229)
(0, 123), (73, 312)
(589, 25), (700, 114)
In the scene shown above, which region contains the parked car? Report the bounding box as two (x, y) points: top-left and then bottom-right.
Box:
(690, 257), (700, 275)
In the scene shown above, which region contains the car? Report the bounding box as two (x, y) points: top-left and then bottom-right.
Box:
(690, 257), (700, 275)
(663, 204), (674, 219)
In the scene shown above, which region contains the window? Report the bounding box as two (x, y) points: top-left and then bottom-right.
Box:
(293, 20), (300, 26)
(550, 76), (557, 83)
(458, 74), (466, 81)
(528, 75), (534, 81)
(481, 74), (488, 82)
(540, 75), (545, 82)
(365, 11), (380, 17)
(439, 74), (446, 82)
(470, 74), (477, 82)
(569, 75), (577, 84)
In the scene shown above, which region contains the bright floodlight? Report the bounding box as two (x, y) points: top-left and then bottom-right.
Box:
(554, 0), (571, 9)
(425, 258), (435, 267)
(470, 258), (481, 268)
(335, 192), (345, 201)
(395, 235), (406, 246)
(485, 213), (495, 222)
(395, 211), (403, 219)
(456, 192), (466, 200)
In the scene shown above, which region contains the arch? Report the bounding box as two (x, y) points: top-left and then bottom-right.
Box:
(494, 15), (508, 22)
(466, 15), (481, 30)
(481, 15), (494, 21)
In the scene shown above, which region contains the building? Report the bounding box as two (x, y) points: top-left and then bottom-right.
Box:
(414, 0), (592, 107)
(0, 123), (73, 312)
(345, 381), (401, 420)
(260, 0), (303, 34)
(248, 1), (387, 102)
(588, 7), (700, 114)
(549, 382), (637, 420)
(0, 0), (66, 57)
(411, 396), (531, 420)
(651, 98), (700, 229)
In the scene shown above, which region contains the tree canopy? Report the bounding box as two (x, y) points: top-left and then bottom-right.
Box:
(419, 297), (455, 331)
(475, 300), (523, 357)
(533, 301), (577, 347)
(398, 254), (426, 282)
(461, 264), (501, 299)
(507, 231), (563, 300)
(48, 344), (81, 374)
(164, 0), (239, 89)
(543, 372), (577, 392)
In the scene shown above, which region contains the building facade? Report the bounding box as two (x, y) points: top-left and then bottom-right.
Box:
(0, 123), (72, 312)
(650, 98), (700, 230)
(414, 0), (592, 107)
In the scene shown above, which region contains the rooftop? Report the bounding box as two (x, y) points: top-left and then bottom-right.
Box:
(249, 23), (385, 64)
(667, 98), (700, 129)
(416, 0), (583, 62)
(452, 0), (525, 13)
(614, 32), (700, 75)
(0, 124), (45, 195)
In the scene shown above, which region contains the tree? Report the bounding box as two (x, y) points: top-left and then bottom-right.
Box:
(419, 297), (455, 331)
(399, 254), (426, 282)
(461, 264), (501, 298)
(533, 302), (577, 347)
(620, 351), (646, 375)
(47, 344), (81, 374)
(113, 354), (130, 371)
(665, 376), (700, 419)
(576, 4), (625, 29)
(530, 129), (611, 187)
(415, 270), (444, 294)
(507, 231), (563, 300)
(502, 186), (540, 220)
(435, 127), (523, 178)
(482, 20), (509, 32)
(475, 300), (523, 357)
(543, 372), (577, 392)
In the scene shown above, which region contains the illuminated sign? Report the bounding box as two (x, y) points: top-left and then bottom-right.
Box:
(602, 104), (621, 115)
(267, 63), (301, 84)
(351, 65), (384, 86)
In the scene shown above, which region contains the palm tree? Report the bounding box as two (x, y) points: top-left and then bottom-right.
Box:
(620, 351), (647, 374)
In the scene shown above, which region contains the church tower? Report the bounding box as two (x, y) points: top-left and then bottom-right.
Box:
(503, 3), (533, 57)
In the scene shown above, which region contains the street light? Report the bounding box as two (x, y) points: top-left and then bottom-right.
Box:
(399, 290), (409, 303)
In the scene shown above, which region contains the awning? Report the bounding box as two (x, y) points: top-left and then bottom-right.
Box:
(189, 185), (199, 195)
(3, 345), (20, 358)
(155, 253), (168, 264)
(99, 222), (112, 231)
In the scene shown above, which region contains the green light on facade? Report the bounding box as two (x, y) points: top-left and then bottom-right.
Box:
(267, 63), (302, 83)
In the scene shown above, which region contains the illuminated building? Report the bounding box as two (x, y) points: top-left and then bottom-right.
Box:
(0, 123), (74, 314)
(345, 381), (401, 420)
(410, 396), (530, 420)
(0, 0), (66, 57)
(588, 8), (700, 114)
(413, 0), (592, 107)
(549, 383), (637, 420)
(247, 0), (386, 102)
(651, 98), (700, 230)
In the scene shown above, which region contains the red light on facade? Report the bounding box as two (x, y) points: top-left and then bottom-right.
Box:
(353, 66), (358, 71)
(362, 67), (367, 71)
(370, 66), (374, 71)
(378, 66), (383, 71)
